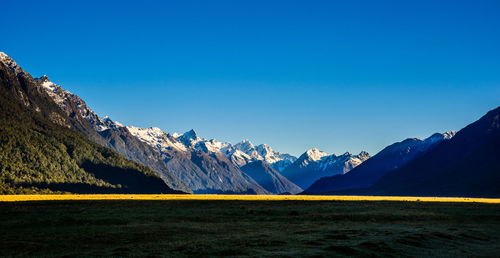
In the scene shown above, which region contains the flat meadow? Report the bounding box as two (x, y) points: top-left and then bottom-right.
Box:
(0, 196), (499, 257)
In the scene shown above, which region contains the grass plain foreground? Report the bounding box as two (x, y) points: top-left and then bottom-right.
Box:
(0, 196), (499, 257)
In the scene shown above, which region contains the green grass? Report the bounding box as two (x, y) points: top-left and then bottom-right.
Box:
(0, 200), (499, 257)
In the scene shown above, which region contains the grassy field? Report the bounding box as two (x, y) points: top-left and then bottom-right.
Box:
(0, 199), (499, 257)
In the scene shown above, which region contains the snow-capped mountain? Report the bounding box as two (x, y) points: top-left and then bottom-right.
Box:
(294, 148), (329, 167)
(231, 140), (297, 171)
(127, 126), (187, 153)
(282, 148), (371, 189)
(6, 50), (355, 195)
(305, 131), (457, 193)
(32, 69), (298, 194)
(293, 148), (370, 174)
(146, 128), (298, 172)
(36, 77), (269, 193)
(124, 125), (302, 193)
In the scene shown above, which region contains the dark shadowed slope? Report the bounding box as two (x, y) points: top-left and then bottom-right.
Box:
(305, 132), (454, 194)
(241, 160), (302, 194)
(364, 106), (500, 197)
(0, 52), (179, 194)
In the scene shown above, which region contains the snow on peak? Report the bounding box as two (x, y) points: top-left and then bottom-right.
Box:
(235, 139), (255, 151)
(39, 75), (50, 82)
(0, 52), (8, 60)
(127, 126), (188, 152)
(127, 126), (165, 137)
(255, 144), (272, 156)
(296, 148), (371, 174)
(171, 133), (297, 169)
(0, 52), (24, 75)
(0, 52), (12, 63)
(148, 127), (164, 134)
(195, 139), (230, 153)
(305, 148), (329, 161)
(40, 77), (58, 92)
(425, 131), (457, 144)
(96, 116), (124, 131)
(36, 76), (70, 105)
(442, 130), (457, 139)
(252, 143), (296, 165)
(224, 148), (252, 167)
(177, 129), (208, 148)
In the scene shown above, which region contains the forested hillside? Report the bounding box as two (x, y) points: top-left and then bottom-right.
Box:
(0, 54), (179, 194)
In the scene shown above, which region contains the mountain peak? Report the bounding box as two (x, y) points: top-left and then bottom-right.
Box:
(99, 116), (124, 130)
(358, 151), (370, 158)
(304, 148), (328, 161)
(148, 127), (164, 134)
(442, 130), (457, 139)
(182, 129), (197, 140)
(177, 129), (199, 147)
(36, 75), (59, 92)
(0, 52), (24, 74)
(235, 139), (255, 150)
(255, 144), (272, 154)
(425, 131), (456, 144)
(257, 143), (270, 149)
(240, 139), (253, 145)
(39, 75), (50, 82)
(0, 52), (9, 61)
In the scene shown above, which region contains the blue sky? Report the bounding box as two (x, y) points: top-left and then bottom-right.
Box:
(2, 0), (500, 156)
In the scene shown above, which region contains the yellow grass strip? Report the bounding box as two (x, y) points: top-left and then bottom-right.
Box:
(0, 195), (499, 203)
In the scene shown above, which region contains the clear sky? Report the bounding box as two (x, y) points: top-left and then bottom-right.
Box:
(2, 0), (500, 156)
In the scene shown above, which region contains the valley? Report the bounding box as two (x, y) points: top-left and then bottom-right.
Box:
(2, 1), (500, 257)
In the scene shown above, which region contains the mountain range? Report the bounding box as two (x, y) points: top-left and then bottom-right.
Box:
(3, 52), (371, 194)
(1, 51), (499, 197)
(305, 131), (455, 193)
(282, 149), (371, 189)
(305, 108), (500, 198)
